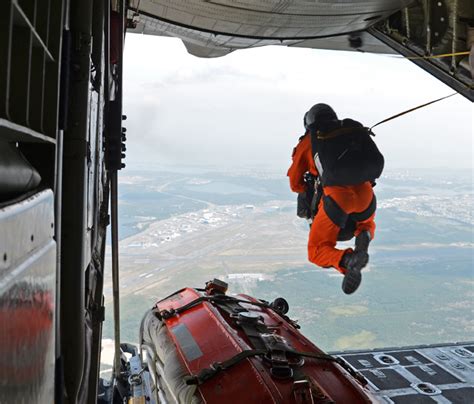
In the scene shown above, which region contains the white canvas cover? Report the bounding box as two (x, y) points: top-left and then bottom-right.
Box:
(140, 309), (202, 404)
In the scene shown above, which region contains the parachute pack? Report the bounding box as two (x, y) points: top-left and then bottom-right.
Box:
(310, 119), (384, 187)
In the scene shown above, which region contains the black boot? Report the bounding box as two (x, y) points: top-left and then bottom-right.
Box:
(355, 230), (371, 253)
(340, 250), (369, 295)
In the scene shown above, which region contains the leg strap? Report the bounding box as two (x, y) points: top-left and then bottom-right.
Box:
(350, 195), (377, 222)
(323, 194), (377, 228)
(322, 195), (348, 228)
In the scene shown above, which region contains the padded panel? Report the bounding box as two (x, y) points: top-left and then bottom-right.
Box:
(0, 141), (41, 200)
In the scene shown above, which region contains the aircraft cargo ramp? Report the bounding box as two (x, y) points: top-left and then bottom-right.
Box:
(333, 342), (474, 403)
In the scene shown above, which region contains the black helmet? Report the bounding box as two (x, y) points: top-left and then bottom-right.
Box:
(303, 103), (338, 130)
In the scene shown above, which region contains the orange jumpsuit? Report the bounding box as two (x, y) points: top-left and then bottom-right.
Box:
(287, 134), (376, 273)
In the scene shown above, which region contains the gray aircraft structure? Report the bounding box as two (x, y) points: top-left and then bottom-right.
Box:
(0, 1), (472, 403)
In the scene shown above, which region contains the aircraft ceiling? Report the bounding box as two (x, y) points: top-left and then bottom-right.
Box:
(128, 0), (412, 56)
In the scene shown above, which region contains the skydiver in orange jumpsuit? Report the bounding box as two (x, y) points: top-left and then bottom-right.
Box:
(287, 104), (376, 294)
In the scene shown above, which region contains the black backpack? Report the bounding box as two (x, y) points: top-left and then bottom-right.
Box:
(310, 119), (384, 186)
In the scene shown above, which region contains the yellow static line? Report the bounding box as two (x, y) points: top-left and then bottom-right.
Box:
(404, 51), (470, 60)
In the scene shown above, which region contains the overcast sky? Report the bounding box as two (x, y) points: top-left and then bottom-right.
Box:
(123, 34), (473, 172)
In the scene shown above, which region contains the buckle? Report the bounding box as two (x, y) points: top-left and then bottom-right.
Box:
(210, 362), (223, 371)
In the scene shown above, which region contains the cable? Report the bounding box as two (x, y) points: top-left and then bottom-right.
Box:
(370, 92), (458, 131)
(390, 51), (470, 60)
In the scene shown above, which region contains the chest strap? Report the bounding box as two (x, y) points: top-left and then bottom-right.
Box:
(323, 194), (376, 228)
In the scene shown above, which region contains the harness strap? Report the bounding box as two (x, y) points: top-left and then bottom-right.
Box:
(216, 298), (296, 378)
(184, 347), (367, 387)
(310, 175), (323, 220)
(291, 376), (334, 404)
(322, 195), (348, 228)
(350, 195), (377, 222)
(158, 294), (257, 319)
(316, 126), (370, 140)
(184, 349), (267, 385)
(323, 194), (376, 229)
(158, 293), (300, 328)
(157, 296), (210, 319)
(160, 291), (368, 387)
(288, 350), (368, 387)
(215, 299), (270, 351)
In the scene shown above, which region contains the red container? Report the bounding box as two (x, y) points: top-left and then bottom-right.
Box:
(154, 283), (375, 404)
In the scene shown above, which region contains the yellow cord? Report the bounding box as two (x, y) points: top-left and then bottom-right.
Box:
(404, 51), (470, 60)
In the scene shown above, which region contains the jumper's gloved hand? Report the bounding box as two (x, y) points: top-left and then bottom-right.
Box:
(297, 191), (312, 219)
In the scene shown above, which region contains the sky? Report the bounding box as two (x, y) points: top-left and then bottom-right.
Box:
(123, 34), (473, 172)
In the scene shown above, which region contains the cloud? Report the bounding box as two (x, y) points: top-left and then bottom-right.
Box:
(328, 305), (369, 316)
(335, 330), (377, 350)
(123, 34), (473, 170)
